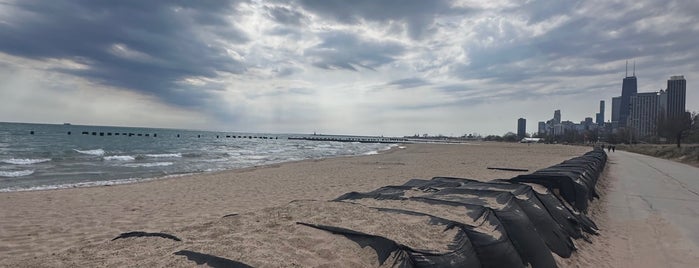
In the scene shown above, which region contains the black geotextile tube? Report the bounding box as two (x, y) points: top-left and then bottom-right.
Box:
(335, 191), (526, 268)
(296, 222), (482, 268)
(337, 184), (559, 267)
(510, 173), (591, 212)
(535, 169), (599, 199)
(480, 178), (598, 235)
(424, 177), (586, 239)
(510, 148), (607, 213)
(421, 190), (559, 268)
(428, 177), (584, 245)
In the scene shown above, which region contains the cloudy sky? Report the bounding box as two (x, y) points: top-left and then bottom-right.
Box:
(0, 0), (697, 136)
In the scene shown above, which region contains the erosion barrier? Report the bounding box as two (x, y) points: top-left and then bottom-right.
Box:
(300, 147), (607, 267)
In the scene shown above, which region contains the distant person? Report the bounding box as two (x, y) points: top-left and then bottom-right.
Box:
(607, 145), (611, 152)
(612, 145), (615, 152)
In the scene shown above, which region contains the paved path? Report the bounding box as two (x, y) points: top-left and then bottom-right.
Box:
(604, 150), (699, 267)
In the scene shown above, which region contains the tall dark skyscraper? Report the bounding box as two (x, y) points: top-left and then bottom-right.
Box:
(553, 110), (561, 124)
(666, 75), (686, 118)
(596, 100), (605, 125)
(619, 62), (637, 127)
(517, 118), (526, 139)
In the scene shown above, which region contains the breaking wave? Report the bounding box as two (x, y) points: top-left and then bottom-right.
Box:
(1, 158), (51, 165)
(74, 149), (106, 156)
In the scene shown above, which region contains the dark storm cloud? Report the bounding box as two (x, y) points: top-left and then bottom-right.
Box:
(304, 31), (405, 71)
(0, 0), (247, 108)
(290, 0), (470, 39)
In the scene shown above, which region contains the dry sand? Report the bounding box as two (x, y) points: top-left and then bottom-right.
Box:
(0, 142), (591, 266)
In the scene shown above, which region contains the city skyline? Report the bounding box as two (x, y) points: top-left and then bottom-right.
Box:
(1, 1), (698, 137)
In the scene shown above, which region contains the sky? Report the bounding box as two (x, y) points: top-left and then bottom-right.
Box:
(0, 0), (697, 137)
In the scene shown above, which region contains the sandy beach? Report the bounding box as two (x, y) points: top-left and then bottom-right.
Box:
(0, 142), (593, 266)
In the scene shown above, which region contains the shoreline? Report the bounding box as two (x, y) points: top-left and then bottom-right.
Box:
(0, 142), (590, 264)
(0, 143), (401, 193)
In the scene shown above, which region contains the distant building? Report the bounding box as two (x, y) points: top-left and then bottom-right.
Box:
(517, 118), (526, 139)
(538, 121), (547, 136)
(553, 110), (561, 124)
(628, 92), (661, 139)
(595, 100), (605, 125)
(584, 117), (594, 129)
(611, 96), (622, 128)
(666, 75), (686, 118)
(619, 75), (638, 127)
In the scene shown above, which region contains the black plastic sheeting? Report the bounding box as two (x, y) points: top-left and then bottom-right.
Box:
(510, 148), (607, 212)
(112, 231), (182, 242)
(173, 250), (253, 268)
(297, 222), (482, 268)
(421, 189), (558, 268)
(409, 178), (576, 257)
(321, 147), (608, 268)
(335, 191), (526, 268)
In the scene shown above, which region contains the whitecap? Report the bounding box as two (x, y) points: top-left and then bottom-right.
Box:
(103, 155), (136, 161)
(123, 162), (173, 167)
(0, 170), (35, 177)
(74, 149), (105, 156)
(144, 153), (182, 158)
(363, 150), (379, 155)
(1, 158), (51, 165)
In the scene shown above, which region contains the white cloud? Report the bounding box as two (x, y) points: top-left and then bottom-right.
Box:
(1, 0), (698, 136)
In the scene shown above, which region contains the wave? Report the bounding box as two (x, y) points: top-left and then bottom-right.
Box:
(1, 158), (51, 165)
(104, 155), (136, 161)
(123, 162), (173, 168)
(74, 148), (105, 156)
(0, 170), (35, 177)
(144, 153), (182, 158)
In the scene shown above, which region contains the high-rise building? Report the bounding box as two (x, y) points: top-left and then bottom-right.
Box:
(553, 110), (561, 124)
(628, 92), (660, 139)
(538, 121), (547, 136)
(619, 72), (638, 127)
(666, 75), (686, 118)
(611, 96), (621, 127)
(517, 118), (526, 139)
(596, 100), (605, 125)
(658, 89), (667, 117)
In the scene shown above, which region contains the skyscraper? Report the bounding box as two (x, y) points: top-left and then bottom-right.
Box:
(517, 118), (526, 139)
(538, 121), (546, 136)
(553, 110), (561, 124)
(611, 96), (621, 126)
(596, 100), (605, 125)
(666, 75), (686, 118)
(628, 92), (660, 139)
(619, 62), (637, 127)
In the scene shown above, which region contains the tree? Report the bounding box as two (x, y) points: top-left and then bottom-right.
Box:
(503, 132), (518, 142)
(657, 110), (694, 148)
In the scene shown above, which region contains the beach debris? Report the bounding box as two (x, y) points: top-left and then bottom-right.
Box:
(174, 250), (253, 268)
(111, 231), (182, 242)
(487, 167), (529, 172)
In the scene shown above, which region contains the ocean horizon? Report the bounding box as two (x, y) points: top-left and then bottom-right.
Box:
(0, 122), (396, 192)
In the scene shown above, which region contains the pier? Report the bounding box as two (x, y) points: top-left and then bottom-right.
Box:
(288, 135), (406, 144)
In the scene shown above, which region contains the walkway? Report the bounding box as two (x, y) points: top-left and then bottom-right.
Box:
(603, 150), (699, 267)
